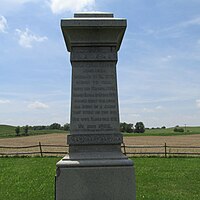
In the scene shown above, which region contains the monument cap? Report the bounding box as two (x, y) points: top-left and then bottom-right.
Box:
(61, 12), (127, 52)
(74, 12), (114, 18)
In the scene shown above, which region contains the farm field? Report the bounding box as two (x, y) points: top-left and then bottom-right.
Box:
(0, 125), (67, 138)
(0, 157), (199, 200)
(1, 125), (200, 138)
(1, 133), (200, 157)
(123, 126), (200, 136)
(0, 133), (200, 146)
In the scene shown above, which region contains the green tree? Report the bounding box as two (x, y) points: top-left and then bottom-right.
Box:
(134, 122), (145, 133)
(24, 125), (29, 136)
(126, 123), (134, 133)
(50, 123), (61, 129)
(120, 122), (127, 132)
(15, 126), (20, 136)
(120, 122), (133, 133)
(63, 123), (70, 131)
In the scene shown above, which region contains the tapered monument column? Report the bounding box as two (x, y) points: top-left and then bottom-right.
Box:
(56, 13), (136, 200)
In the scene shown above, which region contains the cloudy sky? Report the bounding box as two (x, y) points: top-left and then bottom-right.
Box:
(0, 0), (200, 127)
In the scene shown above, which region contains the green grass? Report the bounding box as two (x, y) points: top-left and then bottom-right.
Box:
(0, 157), (199, 200)
(0, 125), (67, 138)
(123, 126), (200, 136)
(135, 157), (200, 200)
(0, 125), (16, 138)
(0, 157), (60, 200)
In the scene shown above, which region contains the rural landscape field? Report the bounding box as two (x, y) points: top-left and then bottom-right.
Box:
(1, 124), (200, 157)
(1, 127), (200, 199)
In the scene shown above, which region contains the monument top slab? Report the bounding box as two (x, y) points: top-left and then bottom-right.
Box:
(74, 12), (114, 18)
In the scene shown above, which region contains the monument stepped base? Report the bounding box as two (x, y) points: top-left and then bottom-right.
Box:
(56, 158), (136, 200)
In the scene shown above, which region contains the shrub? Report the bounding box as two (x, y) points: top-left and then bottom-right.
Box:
(174, 127), (184, 132)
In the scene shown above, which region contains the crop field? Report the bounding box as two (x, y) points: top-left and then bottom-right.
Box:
(0, 157), (199, 200)
(1, 125), (200, 157)
(0, 133), (200, 157)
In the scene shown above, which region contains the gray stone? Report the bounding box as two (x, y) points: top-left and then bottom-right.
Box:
(56, 166), (136, 200)
(56, 12), (136, 200)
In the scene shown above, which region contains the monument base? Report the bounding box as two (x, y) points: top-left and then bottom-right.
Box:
(56, 158), (136, 200)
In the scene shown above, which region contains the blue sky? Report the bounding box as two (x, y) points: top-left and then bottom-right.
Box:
(0, 0), (200, 127)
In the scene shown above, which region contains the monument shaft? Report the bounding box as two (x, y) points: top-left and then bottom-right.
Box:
(56, 13), (136, 200)
(71, 56), (119, 135)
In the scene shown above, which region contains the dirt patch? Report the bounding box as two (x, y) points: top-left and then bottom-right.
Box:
(123, 134), (200, 146)
(1, 133), (199, 146)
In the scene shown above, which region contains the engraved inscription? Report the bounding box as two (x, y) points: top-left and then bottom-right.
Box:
(70, 61), (120, 134)
(67, 134), (123, 145)
(71, 47), (117, 61)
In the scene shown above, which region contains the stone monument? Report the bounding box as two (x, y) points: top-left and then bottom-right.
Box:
(56, 12), (136, 200)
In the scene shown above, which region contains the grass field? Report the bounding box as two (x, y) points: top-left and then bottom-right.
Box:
(0, 125), (67, 138)
(0, 157), (199, 200)
(123, 126), (200, 136)
(1, 124), (200, 138)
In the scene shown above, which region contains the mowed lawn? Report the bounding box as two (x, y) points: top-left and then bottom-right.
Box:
(0, 157), (199, 200)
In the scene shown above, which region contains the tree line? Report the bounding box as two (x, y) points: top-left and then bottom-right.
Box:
(15, 123), (70, 136)
(120, 122), (145, 133)
(15, 122), (146, 136)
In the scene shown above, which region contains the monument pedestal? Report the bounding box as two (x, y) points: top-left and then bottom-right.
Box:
(56, 12), (136, 200)
(56, 161), (135, 200)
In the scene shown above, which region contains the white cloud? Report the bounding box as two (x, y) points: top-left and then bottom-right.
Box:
(161, 55), (172, 62)
(142, 108), (154, 113)
(0, 99), (10, 104)
(28, 101), (49, 109)
(0, 15), (8, 33)
(15, 28), (48, 48)
(155, 106), (163, 110)
(142, 106), (164, 113)
(196, 99), (200, 108)
(180, 16), (200, 27)
(49, 0), (95, 14)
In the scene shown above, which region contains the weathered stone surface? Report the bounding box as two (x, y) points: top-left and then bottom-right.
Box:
(70, 60), (120, 136)
(56, 166), (136, 200)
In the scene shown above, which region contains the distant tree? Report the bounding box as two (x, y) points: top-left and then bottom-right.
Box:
(24, 125), (29, 136)
(63, 123), (70, 131)
(15, 126), (20, 136)
(173, 126), (184, 132)
(126, 123), (134, 133)
(120, 122), (133, 133)
(161, 126), (166, 129)
(120, 122), (127, 132)
(50, 123), (61, 130)
(134, 122), (145, 133)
